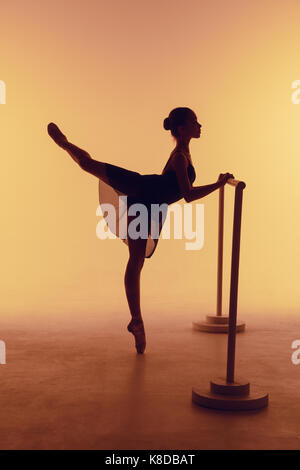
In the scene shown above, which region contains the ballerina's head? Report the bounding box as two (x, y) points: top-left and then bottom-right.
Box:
(163, 107), (201, 149)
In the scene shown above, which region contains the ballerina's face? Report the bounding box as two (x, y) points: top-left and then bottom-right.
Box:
(187, 112), (202, 138)
(178, 112), (202, 139)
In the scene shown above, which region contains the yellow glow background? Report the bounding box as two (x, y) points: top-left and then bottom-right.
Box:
(1, 0), (300, 321)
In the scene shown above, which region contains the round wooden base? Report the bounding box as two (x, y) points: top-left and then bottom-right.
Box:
(192, 315), (246, 333)
(192, 377), (268, 411)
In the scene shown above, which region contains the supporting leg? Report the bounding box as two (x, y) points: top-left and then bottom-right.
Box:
(124, 230), (148, 353)
(124, 259), (144, 321)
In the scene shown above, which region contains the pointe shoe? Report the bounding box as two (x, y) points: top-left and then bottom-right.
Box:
(127, 319), (146, 354)
(47, 122), (68, 147)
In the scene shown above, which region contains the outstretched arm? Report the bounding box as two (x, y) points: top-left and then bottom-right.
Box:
(172, 152), (233, 203)
(187, 180), (222, 202)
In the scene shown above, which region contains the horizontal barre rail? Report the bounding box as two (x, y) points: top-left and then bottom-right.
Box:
(226, 178), (246, 189)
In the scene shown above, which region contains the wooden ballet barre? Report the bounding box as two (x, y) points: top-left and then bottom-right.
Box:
(193, 176), (247, 332)
(226, 178), (246, 189)
(192, 171), (269, 409)
(216, 178), (246, 318)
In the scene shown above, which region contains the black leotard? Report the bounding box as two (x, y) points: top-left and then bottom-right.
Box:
(98, 151), (196, 258)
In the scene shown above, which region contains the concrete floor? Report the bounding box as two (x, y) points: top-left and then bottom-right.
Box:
(0, 309), (299, 450)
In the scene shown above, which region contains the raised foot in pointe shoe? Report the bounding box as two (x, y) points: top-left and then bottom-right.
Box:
(47, 122), (68, 147)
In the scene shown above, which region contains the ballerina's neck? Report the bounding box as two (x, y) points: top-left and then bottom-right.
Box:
(172, 148), (192, 164)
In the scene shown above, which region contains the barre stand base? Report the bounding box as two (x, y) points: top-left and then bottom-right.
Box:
(192, 377), (269, 411)
(192, 315), (246, 333)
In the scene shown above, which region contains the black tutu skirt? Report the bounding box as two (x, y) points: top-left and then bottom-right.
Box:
(98, 160), (196, 259)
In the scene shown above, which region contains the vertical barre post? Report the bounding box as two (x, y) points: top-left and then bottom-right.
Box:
(216, 185), (224, 316)
(192, 179), (246, 334)
(226, 182), (245, 383)
(192, 178), (268, 410)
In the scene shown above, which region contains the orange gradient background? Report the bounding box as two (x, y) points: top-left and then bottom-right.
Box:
(1, 0), (300, 322)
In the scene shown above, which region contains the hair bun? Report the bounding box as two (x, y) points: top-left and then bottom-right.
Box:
(163, 117), (171, 131)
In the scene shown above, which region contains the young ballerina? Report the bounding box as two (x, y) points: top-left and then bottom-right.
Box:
(47, 107), (233, 354)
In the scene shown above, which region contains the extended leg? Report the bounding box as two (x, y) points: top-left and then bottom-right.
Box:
(48, 122), (142, 193)
(63, 144), (143, 195)
(65, 143), (112, 184)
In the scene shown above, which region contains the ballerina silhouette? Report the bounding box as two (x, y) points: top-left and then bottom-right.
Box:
(47, 107), (233, 354)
